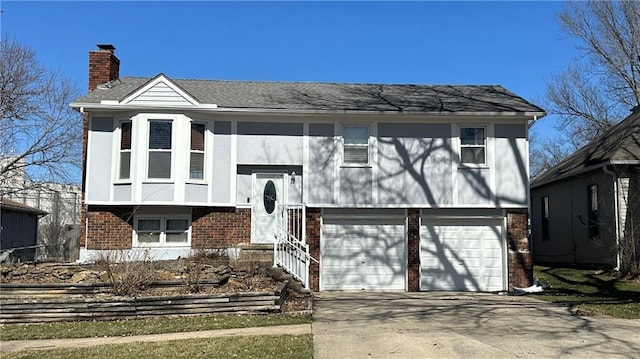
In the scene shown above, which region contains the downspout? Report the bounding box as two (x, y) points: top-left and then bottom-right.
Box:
(603, 165), (621, 271)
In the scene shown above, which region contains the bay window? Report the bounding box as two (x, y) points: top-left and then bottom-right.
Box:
(148, 120), (172, 179)
(190, 123), (205, 180)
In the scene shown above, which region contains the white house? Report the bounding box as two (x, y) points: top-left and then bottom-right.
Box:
(71, 44), (545, 292)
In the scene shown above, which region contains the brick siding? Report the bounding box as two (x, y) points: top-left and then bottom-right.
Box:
(507, 212), (533, 290)
(88, 48), (120, 91)
(407, 209), (420, 291)
(306, 208), (321, 291)
(191, 207), (251, 248)
(86, 206), (134, 249)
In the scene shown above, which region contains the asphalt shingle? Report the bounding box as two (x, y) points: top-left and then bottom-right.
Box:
(73, 76), (544, 114)
(531, 108), (640, 188)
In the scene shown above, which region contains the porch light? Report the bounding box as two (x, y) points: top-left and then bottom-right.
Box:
(290, 171), (296, 185)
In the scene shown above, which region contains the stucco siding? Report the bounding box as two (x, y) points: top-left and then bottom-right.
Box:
(212, 121), (232, 203)
(340, 167), (373, 205)
(113, 184), (131, 202)
(141, 183), (174, 202)
(457, 168), (491, 205)
(308, 124), (336, 205)
(237, 122), (303, 165)
(185, 183), (208, 202)
(378, 123), (452, 205)
(494, 124), (528, 206)
(87, 117), (114, 202)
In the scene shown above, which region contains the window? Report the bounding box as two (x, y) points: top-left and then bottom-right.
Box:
(148, 120), (172, 179)
(343, 125), (369, 165)
(460, 127), (486, 164)
(588, 184), (599, 239)
(119, 121), (132, 180)
(190, 123), (205, 180)
(135, 216), (190, 246)
(541, 196), (550, 242)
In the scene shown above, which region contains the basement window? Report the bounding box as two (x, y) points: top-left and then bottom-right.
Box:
(135, 216), (190, 246)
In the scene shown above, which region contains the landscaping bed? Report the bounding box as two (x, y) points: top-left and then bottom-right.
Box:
(0, 252), (312, 322)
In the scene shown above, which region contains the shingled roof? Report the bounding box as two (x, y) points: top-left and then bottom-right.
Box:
(0, 198), (47, 216)
(531, 108), (640, 188)
(73, 76), (545, 114)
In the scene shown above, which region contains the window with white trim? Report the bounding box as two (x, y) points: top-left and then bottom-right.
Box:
(119, 121), (132, 180)
(148, 120), (172, 179)
(460, 127), (486, 164)
(135, 216), (190, 246)
(343, 125), (369, 165)
(190, 123), (205, 180)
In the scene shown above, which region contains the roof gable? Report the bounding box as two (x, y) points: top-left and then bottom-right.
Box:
(531, 110), (640, 188)
(119, 74), (201, 106)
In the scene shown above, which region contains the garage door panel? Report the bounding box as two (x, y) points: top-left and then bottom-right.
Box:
(420, 219), (505, 292)
(322, 218), (406, 291)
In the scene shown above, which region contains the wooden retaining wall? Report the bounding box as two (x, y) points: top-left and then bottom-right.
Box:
(0, 282), (289, 324)
(0, 276), (229, 298)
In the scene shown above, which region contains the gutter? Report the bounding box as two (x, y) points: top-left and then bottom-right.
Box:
(69, 102), (546, 118)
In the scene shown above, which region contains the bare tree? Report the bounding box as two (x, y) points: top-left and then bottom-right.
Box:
(533, 0), (640, 175)
(0, 35), (81, 196)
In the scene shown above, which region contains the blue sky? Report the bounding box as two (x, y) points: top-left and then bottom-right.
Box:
(1, 1), (575, 139)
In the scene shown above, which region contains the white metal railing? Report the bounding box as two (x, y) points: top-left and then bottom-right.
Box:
(273, 203), (317, 288)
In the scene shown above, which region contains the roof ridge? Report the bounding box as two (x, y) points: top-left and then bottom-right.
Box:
(120, 76), (506, 88)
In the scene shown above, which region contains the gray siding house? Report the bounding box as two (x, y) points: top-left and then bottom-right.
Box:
(71, 44), (545, 292)
(0, 199), (47, 262)
(531, 107), (640, 271)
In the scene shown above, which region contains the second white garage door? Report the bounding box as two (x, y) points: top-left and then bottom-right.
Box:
(321, 217), (406, 291)
(420, 219), (505, 292)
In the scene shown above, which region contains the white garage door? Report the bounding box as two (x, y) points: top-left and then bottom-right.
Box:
(322, 217), (406, 291)
(420, 219), (505, 292)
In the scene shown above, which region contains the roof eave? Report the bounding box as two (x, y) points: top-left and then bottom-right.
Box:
(69, 102), (545, 117)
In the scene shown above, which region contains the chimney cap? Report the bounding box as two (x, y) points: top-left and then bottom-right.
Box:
(96, 44), (116, 52)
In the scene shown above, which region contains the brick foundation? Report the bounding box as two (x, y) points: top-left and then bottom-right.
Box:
(306, 208), (321, 292)
(407, 209), (420, 291)
(86, 206), (134, 249)
(191, 207), (251, 248)
(507, 212), (533, 290)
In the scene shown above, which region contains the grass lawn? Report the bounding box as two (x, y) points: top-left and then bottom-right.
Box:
(0, 314), (312, 341)
(533, 266), (640, 319)
(2, 334), (313, 359)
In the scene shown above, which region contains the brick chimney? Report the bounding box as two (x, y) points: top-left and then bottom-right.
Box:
(88, 44), (120, 91)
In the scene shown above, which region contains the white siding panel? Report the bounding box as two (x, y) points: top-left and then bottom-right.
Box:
(322, 218), (406, 291)
(127, 82), (193, 106)
(420, 219), (505, 291)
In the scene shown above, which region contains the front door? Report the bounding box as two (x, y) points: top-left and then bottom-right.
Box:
(251, 173), (285, 243)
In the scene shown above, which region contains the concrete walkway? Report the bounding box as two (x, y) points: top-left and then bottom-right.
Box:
(0, 324), (311, 353)
(312, 292), (640, 359)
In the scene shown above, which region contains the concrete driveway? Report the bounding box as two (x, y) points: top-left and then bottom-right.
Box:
(312, 292), (640, 359)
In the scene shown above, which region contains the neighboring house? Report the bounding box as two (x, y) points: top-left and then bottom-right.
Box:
(70, 44), (545, 292)
(530, 107), (640, 271)
(0, 198), (48, 262)
(1, 157), (82, 261)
